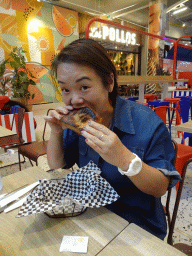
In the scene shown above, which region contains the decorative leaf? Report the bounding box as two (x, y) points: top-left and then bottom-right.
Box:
(8, 46), (37, 100)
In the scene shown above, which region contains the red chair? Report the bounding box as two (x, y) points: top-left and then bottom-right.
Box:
(163, 98), (181, 108)
(154, 106), (184, 142)
(165, 140), (192, 248)
(163, 98), (181, 131)
(144, 94), (158, 103)
(174, 144), (192, 191)
(154, 107), (192, 194)
(170, 147), (192, 255)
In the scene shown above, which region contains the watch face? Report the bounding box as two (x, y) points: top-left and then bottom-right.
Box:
(132, 161), (142, 172)
(118, 154), (142, 176)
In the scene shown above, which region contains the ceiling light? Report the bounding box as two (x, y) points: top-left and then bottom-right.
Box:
(166, 0), (189, 13)
(173, 7), (187, 15)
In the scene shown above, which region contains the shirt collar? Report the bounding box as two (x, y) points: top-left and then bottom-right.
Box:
(111, 96), (135, 134)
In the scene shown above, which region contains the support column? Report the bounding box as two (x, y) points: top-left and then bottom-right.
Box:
(146, 0), (167, 97)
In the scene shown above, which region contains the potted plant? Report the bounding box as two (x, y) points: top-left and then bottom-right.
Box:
(0, 59), (11, 96)
(9, 47), (36, 110)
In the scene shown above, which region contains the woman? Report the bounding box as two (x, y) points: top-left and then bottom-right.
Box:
(45, 38), (180, 240)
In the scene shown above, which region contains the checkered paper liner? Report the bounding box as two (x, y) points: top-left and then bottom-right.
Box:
(16, 161), (120, 218)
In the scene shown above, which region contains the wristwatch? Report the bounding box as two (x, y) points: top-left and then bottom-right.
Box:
(118, 153), (142, 177)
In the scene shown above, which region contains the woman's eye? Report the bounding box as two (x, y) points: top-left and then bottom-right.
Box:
(81, 86), (88, 91)
(62, 88), (69, 93)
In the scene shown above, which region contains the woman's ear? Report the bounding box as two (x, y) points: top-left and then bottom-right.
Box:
(108, 73), (114, 92)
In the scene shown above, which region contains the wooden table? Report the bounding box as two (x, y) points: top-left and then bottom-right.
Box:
(0, 125), (20, 147)
(0, 166), (186, 256)
(0, 166), (129, 256)
(97, 223), (185, 256)
(117, 76), (188, 103)
(175, 120), (192, 133)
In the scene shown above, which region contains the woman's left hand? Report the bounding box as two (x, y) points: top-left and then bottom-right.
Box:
(81, 121), (133, 170)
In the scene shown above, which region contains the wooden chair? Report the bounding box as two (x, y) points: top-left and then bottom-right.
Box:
(18, 108), (53, 171)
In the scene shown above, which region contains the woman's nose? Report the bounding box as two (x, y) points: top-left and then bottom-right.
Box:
(70, 94), (84, 105)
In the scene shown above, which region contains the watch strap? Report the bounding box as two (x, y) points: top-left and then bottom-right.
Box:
(118, 153), (142, 177)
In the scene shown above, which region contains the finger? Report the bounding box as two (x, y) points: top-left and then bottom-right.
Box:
(81, 130), (104, 148)
(85, 138), (102, 154)
(56, 105), (74, 115)
(49, 110), (63, 120)
(87, 121), (110, 135)
(82, 124), (105, 140)
(44, 115), (53, 121)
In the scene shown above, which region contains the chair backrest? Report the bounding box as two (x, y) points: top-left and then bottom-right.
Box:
(165, 139), (190, 245)
(154, 105), (168, 125)
(42, 108), (54, 141)
(144, 94), (158, 103)
(154, 105), (181, 132)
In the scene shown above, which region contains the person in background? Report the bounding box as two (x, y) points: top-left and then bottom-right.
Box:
(45, 38), (180, 240)
(0, 98), (29, 114)
(0, 96), (36, 128)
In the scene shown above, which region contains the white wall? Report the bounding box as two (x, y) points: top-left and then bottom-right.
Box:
(165, 24), (185, 39)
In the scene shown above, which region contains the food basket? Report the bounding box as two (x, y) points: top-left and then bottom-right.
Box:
(16, 161), (120, 219)
(44, 193), (87, 218)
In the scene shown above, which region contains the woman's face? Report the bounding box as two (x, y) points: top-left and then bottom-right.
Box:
(56, 63), (114, 118)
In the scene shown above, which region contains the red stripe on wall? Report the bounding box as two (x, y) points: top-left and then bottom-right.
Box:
(24, 113), (31, 142)
(0, 116), (2, 126)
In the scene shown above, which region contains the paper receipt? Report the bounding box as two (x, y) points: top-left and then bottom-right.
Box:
(59, 236), (89, 253)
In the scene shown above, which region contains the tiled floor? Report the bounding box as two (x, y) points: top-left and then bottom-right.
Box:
(1, 102), (192, 248)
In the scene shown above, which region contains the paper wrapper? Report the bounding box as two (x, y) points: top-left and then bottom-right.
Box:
(16, 161), (120, 218)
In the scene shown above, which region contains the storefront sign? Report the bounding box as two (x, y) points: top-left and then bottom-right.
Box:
(89, 25), (136, 46)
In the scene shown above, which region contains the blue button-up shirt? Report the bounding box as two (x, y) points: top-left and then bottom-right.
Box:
(62, 96), (181, 239)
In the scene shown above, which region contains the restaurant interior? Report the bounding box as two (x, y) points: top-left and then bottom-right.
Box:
(1, 0), (192, 255)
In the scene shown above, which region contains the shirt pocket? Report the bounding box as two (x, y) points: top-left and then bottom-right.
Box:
(128, 146), (144, 160)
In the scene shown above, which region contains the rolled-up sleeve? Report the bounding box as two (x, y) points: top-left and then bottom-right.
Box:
(144, 122), (181, 189)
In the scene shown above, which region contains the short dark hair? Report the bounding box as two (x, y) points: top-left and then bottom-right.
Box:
(51, 38), (118, 107)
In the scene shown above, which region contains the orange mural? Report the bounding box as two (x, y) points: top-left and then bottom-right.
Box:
(0, 0), (11, 9)
(25, 63), (48, 83)
(53, 6), (73, 36)
(29, 27), (55, 66)
(0, 0), (79, 104)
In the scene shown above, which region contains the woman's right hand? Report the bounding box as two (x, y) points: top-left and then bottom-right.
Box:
(44, 105), (74, 134)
